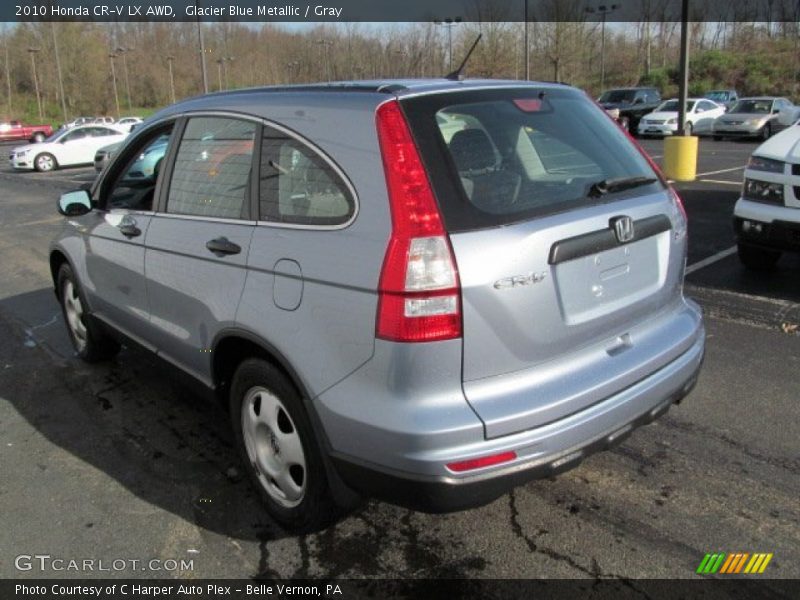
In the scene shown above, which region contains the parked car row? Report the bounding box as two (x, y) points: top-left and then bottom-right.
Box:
(635, 96), (797, 140)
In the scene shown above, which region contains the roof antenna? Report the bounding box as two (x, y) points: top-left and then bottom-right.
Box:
(445, 34), (482, 81)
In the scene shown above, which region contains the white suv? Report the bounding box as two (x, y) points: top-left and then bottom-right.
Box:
(734, 122), (800, 269)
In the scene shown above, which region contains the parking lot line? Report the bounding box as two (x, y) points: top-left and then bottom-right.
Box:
(685, 246), (737, 274)
(695, 166), (744, 177)
(697, 179), (742, 186)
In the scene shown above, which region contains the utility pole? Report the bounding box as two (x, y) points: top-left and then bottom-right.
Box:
(585, 3), (619, 91)
(166, 55), (176, 104)
(4, 28), (11, 116)
(524, 0), (529, 80)
(109, 53), (121, 119)
(196, 1), (208, 93)
(116, 47), (133, 112)
(51, 22), (68, 123)
(27, 48), (43, 120)
(315, 39), (333, 81)
(216, 57), (223, 91)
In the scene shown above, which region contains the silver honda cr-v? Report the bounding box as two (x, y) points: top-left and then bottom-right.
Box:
(50, 79), (704, 531)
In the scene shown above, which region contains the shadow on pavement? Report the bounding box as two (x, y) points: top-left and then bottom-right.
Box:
(0, 288), (296, 547)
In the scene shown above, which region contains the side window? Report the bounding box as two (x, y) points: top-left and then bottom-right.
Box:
(94, 127), (118, 137)
(105, 126), (174, 211)
(63, 129), (88, 142)
(166, 117), (256, 220)
(259, 126), (354, 226)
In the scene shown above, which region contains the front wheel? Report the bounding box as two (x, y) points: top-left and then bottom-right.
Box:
(737, 243), (781, 271)
(684, 121), (693, 136)
(230, 358), (339, 532)
(57, 263), (120, 362)
(32, 132), (46, 143)
(34, 152), (57, 172)
(760, 123), (772, 140)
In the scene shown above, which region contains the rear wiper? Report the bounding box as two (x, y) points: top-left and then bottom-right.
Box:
(586, 176), (657, 198)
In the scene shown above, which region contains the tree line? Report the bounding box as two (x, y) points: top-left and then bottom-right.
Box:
(1, 19), (798, 126)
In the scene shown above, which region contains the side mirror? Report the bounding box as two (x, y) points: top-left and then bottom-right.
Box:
(57, 190), (92, 216)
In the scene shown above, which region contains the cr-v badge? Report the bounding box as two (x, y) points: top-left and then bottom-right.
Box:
(494, 272), (547, 289)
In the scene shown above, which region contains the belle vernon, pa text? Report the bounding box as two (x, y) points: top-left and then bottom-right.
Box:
(40, 4), (344, 18)
(16, 583), (344, 597)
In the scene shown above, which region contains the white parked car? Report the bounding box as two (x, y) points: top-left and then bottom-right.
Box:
(637, 98), (726, 137)
(733, 121), (800, 269)
(9, 124), (128, 172)
(116, 116), (143, 132)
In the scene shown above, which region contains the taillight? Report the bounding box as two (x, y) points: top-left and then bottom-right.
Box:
(375, 100), (461, 342)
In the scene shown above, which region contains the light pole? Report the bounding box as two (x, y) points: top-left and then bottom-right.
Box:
(109, 53), (120, 119)
(27, 48), (43, 120)
(116, 47), (133, 112)
(166, 55), (176, 104)
(585, 4), (619, 91)
(434, 17), (462, 72)
(222, 56), (232, 89)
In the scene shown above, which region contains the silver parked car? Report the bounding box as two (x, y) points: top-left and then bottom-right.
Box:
(50, 80), (705, 531)
(713, 97), (795, 140)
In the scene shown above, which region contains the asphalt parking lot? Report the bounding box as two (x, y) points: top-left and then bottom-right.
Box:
(0, 137), (798, 584)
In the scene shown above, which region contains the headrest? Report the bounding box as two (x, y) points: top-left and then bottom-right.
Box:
(448, 128), (497, 172)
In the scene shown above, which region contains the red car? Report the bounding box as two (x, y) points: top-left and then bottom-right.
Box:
(0, 120), (54, 143)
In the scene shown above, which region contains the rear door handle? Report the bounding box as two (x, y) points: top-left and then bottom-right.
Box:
(206, 237), (241, 256)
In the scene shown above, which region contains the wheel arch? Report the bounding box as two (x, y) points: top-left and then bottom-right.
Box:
(211, 328), (361, 506)
(49, 249), (71, 296)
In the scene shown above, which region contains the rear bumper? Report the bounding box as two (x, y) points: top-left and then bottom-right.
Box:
(321, 304), (705, 512)
(332, 336), (704, 512)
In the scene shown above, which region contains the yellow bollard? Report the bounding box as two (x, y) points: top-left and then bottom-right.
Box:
(662, 135), (698, 182)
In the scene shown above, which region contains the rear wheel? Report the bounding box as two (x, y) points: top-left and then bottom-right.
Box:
(684, 121), (693, 136)
(619, 116), (630, 132)
(32, 132), (46, 143)
(230, 358), (338, 532)
(737, 243), (781, 271)
(57, 263), (120, 361)
(713, 135), (722, 141)
(34, 152), (57, 172)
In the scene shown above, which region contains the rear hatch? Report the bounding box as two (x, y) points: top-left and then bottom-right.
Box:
(402, 86), (691, 439)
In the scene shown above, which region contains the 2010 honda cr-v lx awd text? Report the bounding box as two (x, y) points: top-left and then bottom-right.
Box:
(50, 79), (705, 531)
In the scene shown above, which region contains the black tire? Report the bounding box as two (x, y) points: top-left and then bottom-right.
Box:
(737, 243), (781, 271)
(32, 132), (46, 143)
(684, 121), (693, 136)
(619, 116), (630, 132)
(761, 123), (772, 140)
(230, 358), (338, 532)
(34, 152), (57, 172)
(57, 263), (120, 362)
(713, 135), (722, 141)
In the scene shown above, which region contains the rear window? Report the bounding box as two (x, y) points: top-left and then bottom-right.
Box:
(402, 87), (662, 232)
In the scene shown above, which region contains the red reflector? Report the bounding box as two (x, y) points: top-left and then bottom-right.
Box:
(446, 451), (517, 473)
(513, 98), (542, 112)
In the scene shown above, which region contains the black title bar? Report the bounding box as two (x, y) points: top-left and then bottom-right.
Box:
(6, 0), (800, 23)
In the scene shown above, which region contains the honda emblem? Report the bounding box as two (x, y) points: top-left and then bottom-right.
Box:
(611, 216), (635, 243)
